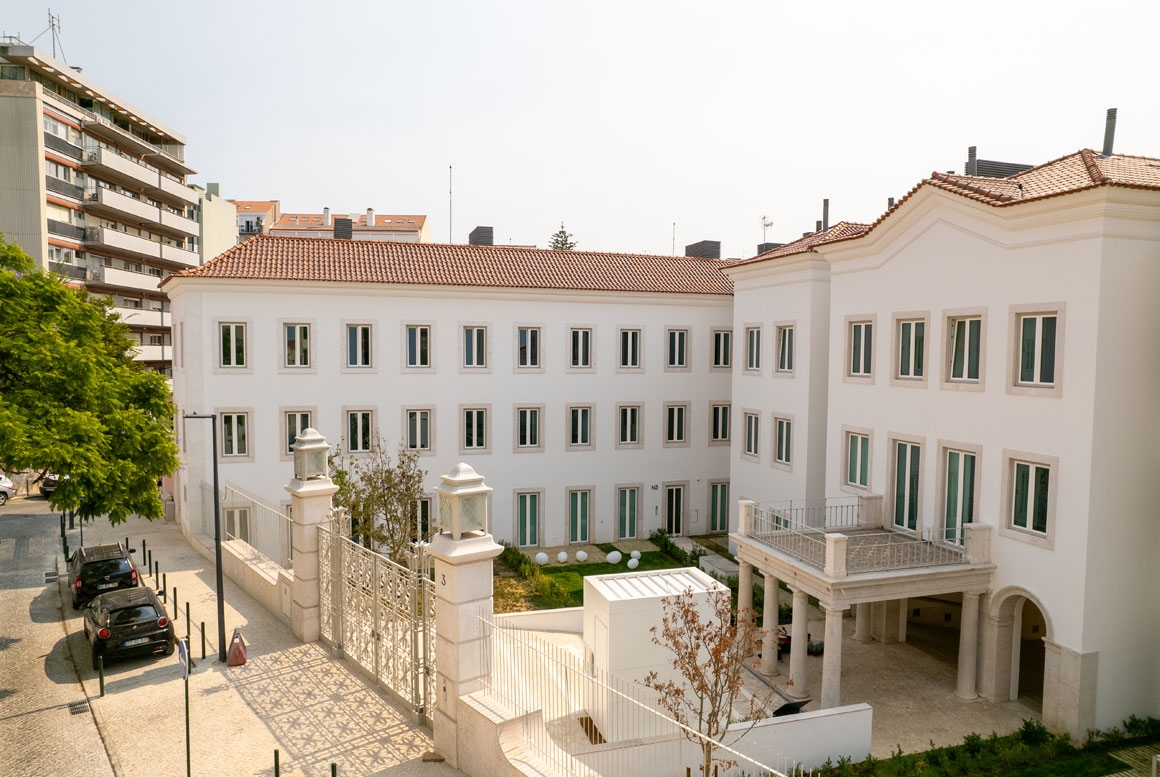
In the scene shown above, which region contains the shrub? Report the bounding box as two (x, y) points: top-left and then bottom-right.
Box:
(648, 529), (707, 566)
(1017, 719), (1050, 747)
(962, 732), (984, 757)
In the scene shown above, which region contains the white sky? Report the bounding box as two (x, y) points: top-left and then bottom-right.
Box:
(7, 1), (1159, 257)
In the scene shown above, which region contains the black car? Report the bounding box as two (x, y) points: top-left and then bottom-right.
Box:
(68, 543), (140, 609)
(83, 587), (175, 669)
(38, 473), (60, 497)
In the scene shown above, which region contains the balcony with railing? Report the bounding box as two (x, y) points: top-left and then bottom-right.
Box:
(80, 146), (198, 207)
(734, 496), (992, 602)
(86, 264), (165, 293)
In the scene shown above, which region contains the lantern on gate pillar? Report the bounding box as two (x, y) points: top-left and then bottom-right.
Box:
(291, 428), (330, 481)
(434, 463), (491, 539)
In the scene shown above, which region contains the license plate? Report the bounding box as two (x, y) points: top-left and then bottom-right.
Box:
(122, 637), (150, 647)
(97, 583), (118, 590)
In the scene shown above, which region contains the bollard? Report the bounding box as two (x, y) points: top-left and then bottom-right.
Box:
(274, 749), (280, 777)
(147, 549), (152, 571)
(186, 603), (191, 643)
(142, 539), (147, 560)
(162, 572), (167, 599)
(171, 586), (177, 612)
(332, 764), (337, 777)
(60, 514), (65, 538)
(124, 537), (129, 552)
(200, 622), (206, 660)
(98, 656), (105, 697)
(63, 538), (69, 558)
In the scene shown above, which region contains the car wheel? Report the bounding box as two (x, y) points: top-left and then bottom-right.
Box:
(0, 493), (7, 505)
(163, 639), (176, 657)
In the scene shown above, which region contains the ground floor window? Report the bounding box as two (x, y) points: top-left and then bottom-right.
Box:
(709, 482), (728, 532)
(569, 490), (589, 543)
(617, 487), (638, 539)
(518, 492), (539, 547)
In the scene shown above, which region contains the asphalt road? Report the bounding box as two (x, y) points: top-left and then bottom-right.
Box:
(0, 497), (116, 777)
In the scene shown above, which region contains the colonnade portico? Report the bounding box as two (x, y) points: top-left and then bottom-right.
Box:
(733, 500), (995, 711)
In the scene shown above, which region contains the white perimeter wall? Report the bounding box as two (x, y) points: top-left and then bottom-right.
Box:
(170, 280), (732, 548)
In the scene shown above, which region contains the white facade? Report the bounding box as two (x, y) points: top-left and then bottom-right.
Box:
(169, 279), (732, 548)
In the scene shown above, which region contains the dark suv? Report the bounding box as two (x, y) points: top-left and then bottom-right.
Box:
(68, 543), (139, 609)
(82, 587), (175, 669)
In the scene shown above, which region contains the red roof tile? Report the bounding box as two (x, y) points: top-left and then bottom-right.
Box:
(162, 236), (733, 295)
(729, 222), (872, 268)
(270, 213), (427, 231)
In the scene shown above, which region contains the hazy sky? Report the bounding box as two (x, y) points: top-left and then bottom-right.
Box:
(7, 1), (1159, 257)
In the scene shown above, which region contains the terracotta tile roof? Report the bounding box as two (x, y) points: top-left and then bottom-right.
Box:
(270, 213), (427, 232)
(729, 221), (872, 267)
(229, 200), (279, 215)
(162, 236), (733, 295)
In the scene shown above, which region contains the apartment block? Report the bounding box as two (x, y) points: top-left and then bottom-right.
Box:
(0, 40), (201, 373)
(269, 208), (430, 242)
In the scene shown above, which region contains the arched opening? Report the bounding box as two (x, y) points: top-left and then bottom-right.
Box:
(985, 587), (1053, 712)
(1013, 598), (1046, 709)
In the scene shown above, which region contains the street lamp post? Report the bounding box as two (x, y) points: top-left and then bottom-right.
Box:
(183, 412), (227, 662)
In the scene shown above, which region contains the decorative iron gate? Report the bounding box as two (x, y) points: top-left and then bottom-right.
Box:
(318, 523), (436, 727)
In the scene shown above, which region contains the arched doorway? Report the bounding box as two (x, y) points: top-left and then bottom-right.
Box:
(984, 587), (1054, 712)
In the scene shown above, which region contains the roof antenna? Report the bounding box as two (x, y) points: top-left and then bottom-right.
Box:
(48, 10), (67, 64)
(761, 215), (773, 244)
(448, 165), (453, 243)
(671, 222), (676, 256)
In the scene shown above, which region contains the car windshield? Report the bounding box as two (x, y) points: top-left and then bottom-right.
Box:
(112, 605), (158, 625)
(82, 559), (132, 579)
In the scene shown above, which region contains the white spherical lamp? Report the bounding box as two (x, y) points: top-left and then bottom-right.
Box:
(535, 552), (549, 565)
(576, 550), (588, 562)
(627, 558), (640, 569)
(606, 551), (623, 564)
(557, 551), (568, 564)
(630, 550), (641, 560)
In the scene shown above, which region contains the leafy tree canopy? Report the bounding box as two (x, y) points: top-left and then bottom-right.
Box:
(330, 435), (427, 561)
(0, 238), (178, 522)
(549, 222), (578, 250)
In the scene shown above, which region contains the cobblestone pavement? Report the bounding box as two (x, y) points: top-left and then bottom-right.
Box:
(6, 500), (463, 777)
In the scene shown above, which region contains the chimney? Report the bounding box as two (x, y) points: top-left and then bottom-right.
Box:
(323, 207), (331, 227)
(684, 240), (721, 260)
(815, 220), (822, 233)
(366, 208), (375, 228)
(967, 146), (978, 176)
(1102, 108), (1117, 156)
(469, 226), (494, 246)
(888, 197), (895, 208)
(822, 199), (830, 231)
(334, 217), (353, 240)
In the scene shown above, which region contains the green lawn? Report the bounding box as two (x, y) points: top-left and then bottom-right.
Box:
(531, 551), (688, 608)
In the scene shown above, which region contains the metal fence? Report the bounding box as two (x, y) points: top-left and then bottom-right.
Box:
(844, 532), (965, 573)
(199, 483), (293, 569)
(480, 616), (800, 777)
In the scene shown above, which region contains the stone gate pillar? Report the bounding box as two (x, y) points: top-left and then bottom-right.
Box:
(284, 428), (338, 643)
(426, 463), (503, 769)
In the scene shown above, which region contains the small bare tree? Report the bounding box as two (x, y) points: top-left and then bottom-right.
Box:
(643, 587), (769, 776)
(329, 435), (426, 561)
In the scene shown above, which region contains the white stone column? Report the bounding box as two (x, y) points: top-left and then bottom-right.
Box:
(738, 561), (754, 616)
(426, 532), (503, 769)
(284, 476), (338, 643)
(786, 588), (810, 699)
(760, 572), (780, 676)
(854, 602), (873, 642)
(955, 592), (980, 700)
(820, 604), (846, 709)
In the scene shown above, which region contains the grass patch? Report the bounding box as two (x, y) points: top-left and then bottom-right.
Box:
(535, 551), (686, 608)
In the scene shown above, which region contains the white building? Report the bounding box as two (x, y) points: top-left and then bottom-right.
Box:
(166, 146), (1160, 740)
(166, 237), (733, 549)
(269, 208), (430, 242)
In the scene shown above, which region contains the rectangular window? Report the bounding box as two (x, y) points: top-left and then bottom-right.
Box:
(517, 326), (540, 368)
(347, 411), (372, 452)
(619, 405), (640, 445)
(569, 490), (590, 543)
(667, 329), (688, 368)
(1018, 314), (1057, 386)
(569, 406), (591, 447)
(711, 404), (730, 442)
(712, 330), (732, 368)
(464, 326), (487, 368)
(517, 492), (539, 547)
(407, 409), (431, 451)
(666, 405), (687, 444)
(847, 433), (870, 487)
(620, 329), (641, 368)
(850, 322), (872, 376)
(1012, 460), (1049, 534)
(944, 450), (975, 544)
(220, 323), (245, 367)
(950, 318), (981, 381)
(665, 485), (684, 534)
(709, 482), (729, 532)
(406, 325), (430, 368)
(744, 413), (760, 457)
(570, 328), (592, 368)
(222, 413), (248, 457)
(286, 411), (311, 455)
(285, 323), (310, 367)
(347, 324), (371, 367)
(898, 320), (924, 378)
(517, 407), (540, 448)
(412, 499), (431, 542)
(893, 441), (921, 530)
(746, 327), (761, 371)
(617, 487), (638, 539)
(777, 326), (794, 372)
(463, 408), (487, 449)
(775, 418), (792, 465)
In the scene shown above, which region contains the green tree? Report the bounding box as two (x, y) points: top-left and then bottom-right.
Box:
(329, 436), (427, 561)
(0, 237), (178, 523)
(644, 587), (771, 776)
(549, 222), (578, 250)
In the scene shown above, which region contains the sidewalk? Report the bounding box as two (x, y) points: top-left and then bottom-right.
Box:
(62, 515), (463, 777)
